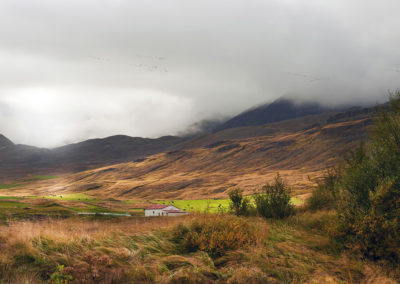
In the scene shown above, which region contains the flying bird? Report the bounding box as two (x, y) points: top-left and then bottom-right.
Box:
(286, 72), (330, 83)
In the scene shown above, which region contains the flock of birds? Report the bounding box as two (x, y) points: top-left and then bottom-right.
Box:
(86, 54), (400, 82)
(88, 54), (169, 73)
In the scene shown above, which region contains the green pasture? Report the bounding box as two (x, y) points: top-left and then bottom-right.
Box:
(155, 196), (303, 213)
(0, 189), (304, 218)
(0, 184), (20, 190)
(156, 198), (231, 213)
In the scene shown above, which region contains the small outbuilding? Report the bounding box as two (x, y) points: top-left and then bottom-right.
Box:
(144, 204), (187, 217)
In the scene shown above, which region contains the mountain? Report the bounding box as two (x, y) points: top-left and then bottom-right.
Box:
(0, 135), (185, 180)
(52, 135), (185, 168)
(0, 134), (13, 147)
(10, 113), (372, 199)
(0, 99), (378, 189)
(214, 98), (336, 132)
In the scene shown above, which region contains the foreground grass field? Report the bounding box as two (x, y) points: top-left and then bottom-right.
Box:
(0, 212), (397, 283)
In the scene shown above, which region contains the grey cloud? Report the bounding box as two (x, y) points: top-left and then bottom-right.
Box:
(0, 0), (399, 146)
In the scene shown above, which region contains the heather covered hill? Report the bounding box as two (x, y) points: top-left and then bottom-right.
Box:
(9, 115), (371, 200)
(0, 99), (373, 182)
(0, 100), (378, 198)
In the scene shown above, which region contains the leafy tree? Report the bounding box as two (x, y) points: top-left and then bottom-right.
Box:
(335, 91), (400, 261)
(228, 188), (250, 216)
(254, 173), (294, 219)
(308, 166), (341, 211)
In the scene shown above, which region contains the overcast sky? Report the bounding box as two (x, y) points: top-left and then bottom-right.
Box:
(0, 0), (399, 147)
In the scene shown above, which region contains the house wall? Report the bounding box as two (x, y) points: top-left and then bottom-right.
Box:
(145, 209), (167, 217)
(144, 205), (185, 217)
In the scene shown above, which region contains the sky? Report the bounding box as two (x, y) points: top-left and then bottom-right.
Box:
(0, 0), (399, 147)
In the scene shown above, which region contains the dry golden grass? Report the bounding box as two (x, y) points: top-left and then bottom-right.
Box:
(0, 212), (398, 283)
(0, 215), (190, 243)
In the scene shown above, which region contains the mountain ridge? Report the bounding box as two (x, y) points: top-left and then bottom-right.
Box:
(0, 98), (378, 183)
(0, 134), (13, 147)
(213, 98), (341, 132)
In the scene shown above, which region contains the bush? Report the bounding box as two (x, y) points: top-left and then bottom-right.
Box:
(307, 167), (341, 211)
(335, 91), (400, 261)
(173, 215), (257, 257)
(50, 265), (73, 284)
(254, 173), (294, 219)
(228, 188), (251, 216)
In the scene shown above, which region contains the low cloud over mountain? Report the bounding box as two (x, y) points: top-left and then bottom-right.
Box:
(0, 0), (399, 146)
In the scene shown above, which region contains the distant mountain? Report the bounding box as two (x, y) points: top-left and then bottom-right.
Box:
(214, 98), (336, 132)
(0, 134), (13, 147)
(0, 134), (185, 180)
(0, 98), (377, 182)
(52, 135), (185, 168)
(16, 113), (372, 200)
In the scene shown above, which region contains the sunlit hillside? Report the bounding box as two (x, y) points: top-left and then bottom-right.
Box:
(3, 114), (370, 200)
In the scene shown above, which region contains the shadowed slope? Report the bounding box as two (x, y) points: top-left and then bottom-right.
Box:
(0, 134), (13, 147)
(0, 135), (185, 181)
(214, 98), (338, 132)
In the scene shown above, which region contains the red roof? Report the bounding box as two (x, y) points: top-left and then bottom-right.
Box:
(145, 204), (170, 210)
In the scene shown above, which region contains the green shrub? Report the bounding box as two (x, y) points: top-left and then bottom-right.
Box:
(50, 265), (72, 284)
(307, 167), (341, 211)
(335, 91), (400, 261)
(173, 215), (257, 257)
(228, 188), (251, 216)
(254, 173), (294, 219)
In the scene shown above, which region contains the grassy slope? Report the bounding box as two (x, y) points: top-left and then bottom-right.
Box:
(0, 194), (131, 221)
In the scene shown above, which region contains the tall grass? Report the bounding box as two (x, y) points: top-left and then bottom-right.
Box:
(0, 213), (397, 283)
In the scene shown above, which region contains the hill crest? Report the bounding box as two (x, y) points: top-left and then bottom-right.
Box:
(214, 98), (334, 131)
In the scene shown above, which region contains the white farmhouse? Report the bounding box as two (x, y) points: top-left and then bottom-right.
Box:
(144, 204), (187, 217)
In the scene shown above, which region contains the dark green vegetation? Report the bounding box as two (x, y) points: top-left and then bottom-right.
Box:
(254, 174), (294, 219)
(334, 92), (400, 262)
(307, 167), (341, 211)
(306, 92), (400, 263)
(228, 174), (295, 219)
(228, 188), (251, 216)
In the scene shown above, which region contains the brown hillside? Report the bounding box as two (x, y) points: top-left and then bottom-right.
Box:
(9, 117), (371, 200)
